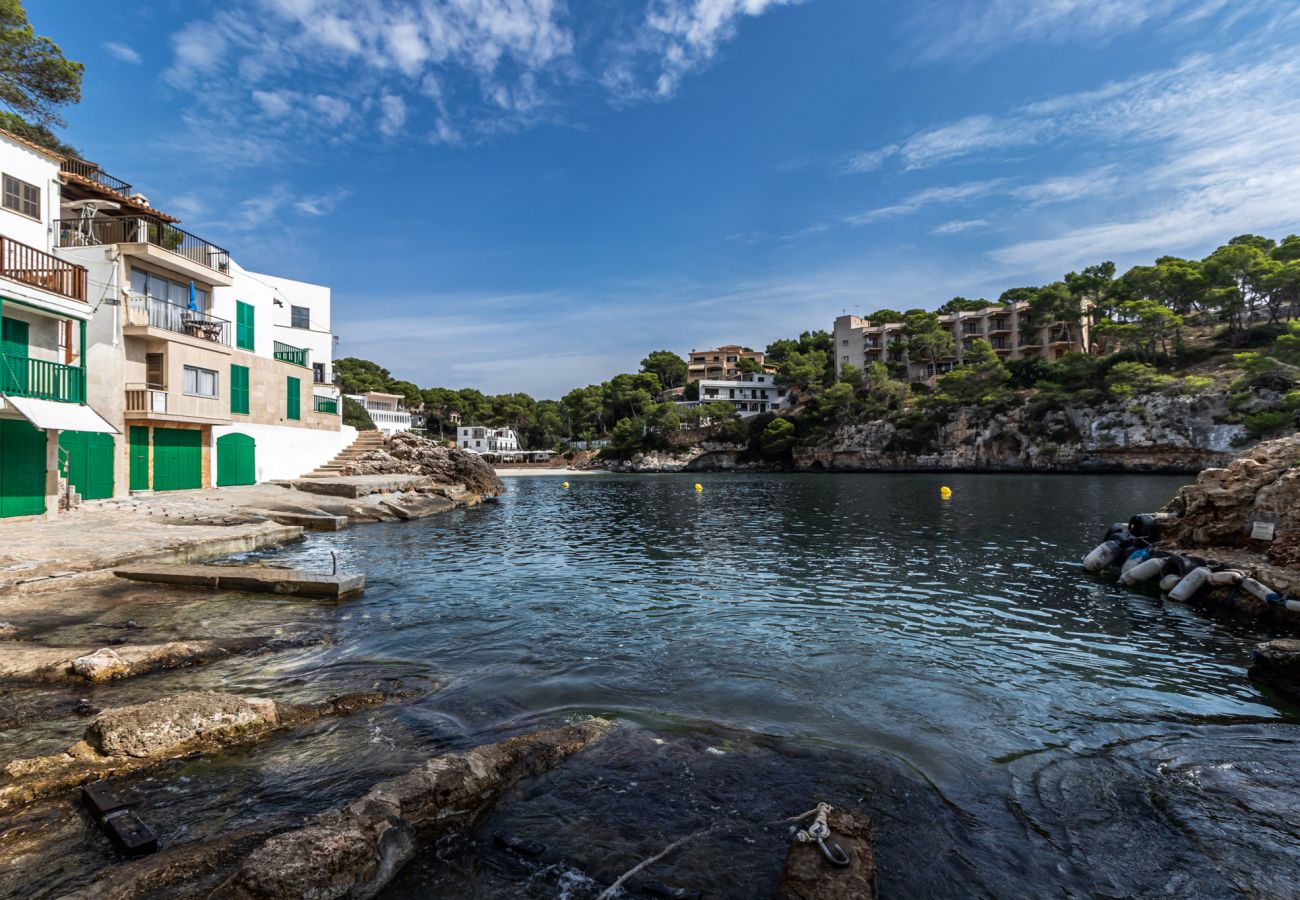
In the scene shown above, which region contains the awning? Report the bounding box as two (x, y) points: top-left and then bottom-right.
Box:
(2, 395), (119, 435)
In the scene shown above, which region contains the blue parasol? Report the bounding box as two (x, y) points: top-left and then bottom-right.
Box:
(188, 280), (198, 311)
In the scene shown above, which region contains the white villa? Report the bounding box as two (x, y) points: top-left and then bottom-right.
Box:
(679, 372), (790, 418)
(344, 391), (413, 436)
(457, 425), (519, 453)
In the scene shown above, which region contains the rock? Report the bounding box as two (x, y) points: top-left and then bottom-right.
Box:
(339, 433), (504, 498)
(70, 648), (129, 681)
(85, 691), (279, 759)
(774, 807), (876, 900)
(214, 719), (615, 899)
(1249, 639), (1300, 703)
(0, 622), (18, 639)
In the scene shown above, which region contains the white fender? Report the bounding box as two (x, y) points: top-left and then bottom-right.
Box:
(1207, 570), (1244, 587)
(1120, 551), (1149, 576)
(1159, 574), (1181, 593)
(1286, 599), (1300, 614)
(1240, 577), (1281, 605)
(1083, 541), (1122, 572)
(1168, 567), (1211, 602)
(1121, 557), (1165, 586)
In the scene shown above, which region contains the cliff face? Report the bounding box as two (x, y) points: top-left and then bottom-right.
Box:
(796, 393), (1241, 473)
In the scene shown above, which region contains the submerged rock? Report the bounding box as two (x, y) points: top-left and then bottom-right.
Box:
(1249, 639), (1300, 702)
(0, 689), (402, 811)
(214, 719), (614, 899)
(0, 637), (309, 684)
(774, 807), (876, 900)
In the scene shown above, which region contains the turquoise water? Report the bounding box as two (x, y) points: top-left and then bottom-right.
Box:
(5, 472), (1300, 898)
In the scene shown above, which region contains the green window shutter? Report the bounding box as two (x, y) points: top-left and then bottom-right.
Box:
(1, 316), (30, 395)
(231, 364), (250, 415)
(286, 376), (300, 420)
(236, 301), (255, 351)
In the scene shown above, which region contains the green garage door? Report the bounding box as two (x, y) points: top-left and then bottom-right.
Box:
(216, 433), (256, 486)
(58, 431), (115, 500)
(153, 427), (202, 491)
(0, 418), (47, 517)
(129, 426), (149, 492)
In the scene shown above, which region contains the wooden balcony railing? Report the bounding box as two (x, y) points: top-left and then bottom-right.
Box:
(273, 341), (309, 367)
(0, 234), (87, 301)
(125, 385), (168, 414)
(60, 157), (133, 195)
(54, 217), (231, 274)
(0, 354), (86, 402)
(313, 395), (338, 414)
(127, 294), (231, 345)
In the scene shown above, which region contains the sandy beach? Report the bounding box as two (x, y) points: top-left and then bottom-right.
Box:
(493, 467), (606, 477)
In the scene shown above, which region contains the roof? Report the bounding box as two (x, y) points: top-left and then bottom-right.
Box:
(0, 127), (64, 162)
(58, 170), (181, 223)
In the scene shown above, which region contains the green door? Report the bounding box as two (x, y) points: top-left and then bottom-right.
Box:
(286, 376), (300, 420)
(153, 427), (202, 491)
(58, 431), (115, 500)
(129, 426), (150, 491)
(0, 418), (46, 517)
(1, 316), (30, 395)
(216, 433), (255, 486)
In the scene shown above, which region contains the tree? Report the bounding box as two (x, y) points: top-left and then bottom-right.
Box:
(903, 309), (955, 368)
(1030, 282), (1083, 348)
(735, 356), (763, 375)
(997, 287), (1040, 305)
(334, 357), (392, 394)
(562, 384), (606, 435)
(1064, 262), (1115, 353)
(861, 361), (908, 415)
(0, 110), (74, 154)
(838, 363), (864, 390)
(387, 379), (422, 408)
(1204, 241), (1272, 340)
(937, 297), (987, 314)
(640, 350), (688, 389)
(421, 387), (461, 437)
(342, 397), (376, 431)
(0, 1), (82, 132)
(933, 339), (1011, 404)
(866, 308), (905, 324)
(776, 349), (828, 392)
(758, 417), (796, 460)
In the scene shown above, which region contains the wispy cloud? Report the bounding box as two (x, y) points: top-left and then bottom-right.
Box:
(845, 179), (1004, 225)
(932, 218), (987, 235)
(104, 41), (142, 65)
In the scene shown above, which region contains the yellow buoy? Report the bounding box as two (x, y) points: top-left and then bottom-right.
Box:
(940, 485), (953, 500)
(694, 483), (703, 492)
(562, 482), (570, 490)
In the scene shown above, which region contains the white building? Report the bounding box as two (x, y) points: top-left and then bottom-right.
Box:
(345, 391), (412, 436)
(457, 425), (519, 453)
(679, 372), (789, 418)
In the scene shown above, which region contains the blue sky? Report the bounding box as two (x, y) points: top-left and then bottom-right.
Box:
(39, 0), (1300, 397)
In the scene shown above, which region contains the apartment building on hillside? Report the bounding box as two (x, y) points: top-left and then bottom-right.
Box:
(678, 372), (790, 418)
(345, 391), (412, 436)
(687, 345), (773, 382)
(832, 303), (1089, 382)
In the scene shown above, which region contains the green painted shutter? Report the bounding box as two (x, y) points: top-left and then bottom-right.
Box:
(286, 376), (300, 420)
(0, 418), (46, 517)
(153, 428), (202, 491)
(231, 364), (250, 415)
(1, 316), (30, 395)
(129, 426), (150, 491)
(58, 431), (115, 500)
(236, 301), (255, 351)
(216, 433), (256, 486)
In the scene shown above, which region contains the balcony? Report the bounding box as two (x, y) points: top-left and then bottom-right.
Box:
(0, 235), (87, 302)
(54, 217), (231, 275)
(1019, 332), (1043, 347)
(125, 385), (168, 415)
(987, 320), (1011, 333)
(61, 157), (133, 195)
(313, 395), (339, 414)
(127, 294), (231, 345)
(273, 341), (309, 367)
(0, 354), (86, 402)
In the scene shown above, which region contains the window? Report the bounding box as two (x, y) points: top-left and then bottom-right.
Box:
(230, 365), (250, 414)
(130, 269), (209, 309)
(146, 353), (164, 389)
(236, 301), (255, 350)
(291, 305), (311, 329)
(286, 376), (300, 420)
(312, 362), (325, 384)
(183, 365), (218, 398)
(2, 174), (39, 219)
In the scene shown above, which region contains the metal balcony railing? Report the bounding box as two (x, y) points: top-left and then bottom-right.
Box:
(0, 354), (86, 402)
(60, 157), (133, 195)
(313, 395), (338, 414)
(54, 217), (231, 274)
(273, 341), (309, 367)
(0, 234), (87, 301)
(127, 294), (231, 345)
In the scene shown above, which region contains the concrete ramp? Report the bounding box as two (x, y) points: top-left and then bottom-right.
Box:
(113, 565), (364, 599)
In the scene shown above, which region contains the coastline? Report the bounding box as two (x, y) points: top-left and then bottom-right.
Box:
(494, 466), (608, 477)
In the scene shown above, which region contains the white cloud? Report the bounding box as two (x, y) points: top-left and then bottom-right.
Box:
(932, 218), (987, 235)
(845, 179), (1003, 225)
(378, 93), (407, 136)
(1010, 166), (1119, 206)
(104, 41), (142, 65)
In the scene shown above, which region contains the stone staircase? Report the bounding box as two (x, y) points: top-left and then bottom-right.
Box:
(301, 431), (388, 478)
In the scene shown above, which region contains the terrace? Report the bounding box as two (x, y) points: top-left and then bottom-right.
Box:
(54, 217), (231, 275)
(274, 341), (309, 367)
(0, 354), (85, 403)
(126, 294), (231, 345)
(0, 234), (87, 302)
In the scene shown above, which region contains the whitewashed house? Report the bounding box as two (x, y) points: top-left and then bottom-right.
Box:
(345, 391), (413, 435)
(679, 372), (789, 418)
(457, 425), (519, 453)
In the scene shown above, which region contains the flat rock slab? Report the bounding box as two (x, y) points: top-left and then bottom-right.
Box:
(113, 565), (363, 599)
(274, 475), (433, 499)
(263, 512), (348, 531)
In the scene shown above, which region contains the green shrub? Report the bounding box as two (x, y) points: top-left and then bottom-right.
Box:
(1104, 362), (1175, 399)
(343, 397), (376, 431)
(1242, 410), (1294, 438)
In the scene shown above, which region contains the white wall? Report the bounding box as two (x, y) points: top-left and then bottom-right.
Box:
(0, 134), (62, 251)
(261, 270), (334, 387)
(212, 422), (357, 482)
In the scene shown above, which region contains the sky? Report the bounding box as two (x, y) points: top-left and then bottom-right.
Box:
(38, 0), (1300, 397)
